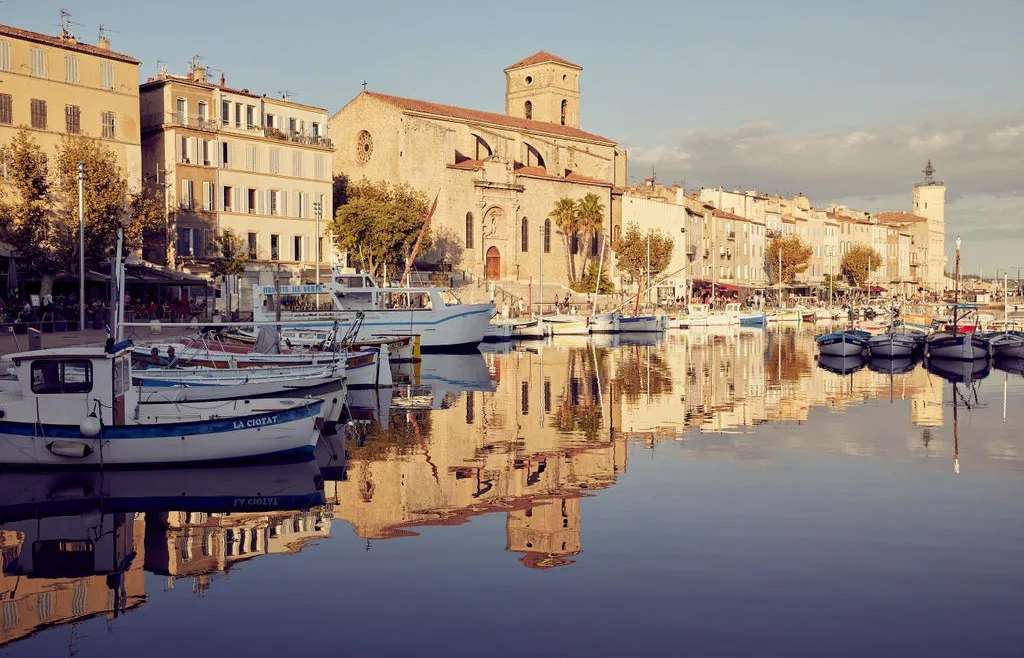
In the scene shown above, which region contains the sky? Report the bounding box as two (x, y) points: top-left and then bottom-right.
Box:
(5, 0), (1022, 274)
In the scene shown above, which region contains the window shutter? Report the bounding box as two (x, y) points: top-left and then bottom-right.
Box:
(257, 190), (264, 215)
(281, 191), (288, 217)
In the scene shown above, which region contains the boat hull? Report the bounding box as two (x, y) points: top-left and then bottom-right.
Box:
(816, 333), (868, 357)
(617, 315), (663, 333)
(925, 333), (990, 360)
(0, 400), (322, 467)
(866, 334), (919, 358)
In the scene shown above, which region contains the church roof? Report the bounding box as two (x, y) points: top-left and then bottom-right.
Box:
(505, 51), (582, 71)
(877, 211), (928, 225)
(363, 91), (615, 145)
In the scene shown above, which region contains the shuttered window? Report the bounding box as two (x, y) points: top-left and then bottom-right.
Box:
(30, 99), (47, 129)
(30, 48), (46, 77)
(0, 39), (10, 71)
(64, 54), (79, 83)
(202, 182), (213, 211)
(100, 61), (114, 89)
(292, 152), (302, 177)
(0, 94), (11, 125)
(101, 111), (115, 139)
(180, 180), (193, 210)
(65, 105), (81, 134)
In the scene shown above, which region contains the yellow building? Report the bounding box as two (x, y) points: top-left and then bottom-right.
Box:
(139, 64), (334, 310)
(329, 51), (627, 294)
(0, 22), (141, 188)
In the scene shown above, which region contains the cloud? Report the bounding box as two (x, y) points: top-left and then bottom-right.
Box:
(624, 112), (1024, 271)
(624, 112), (1024, 200)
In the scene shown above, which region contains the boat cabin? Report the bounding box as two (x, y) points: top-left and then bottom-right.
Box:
(1, 342), (134, 428)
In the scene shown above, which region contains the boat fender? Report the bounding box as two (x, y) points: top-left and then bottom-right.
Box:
(79, 412), (101, 438)
(47, 440), (93, 459)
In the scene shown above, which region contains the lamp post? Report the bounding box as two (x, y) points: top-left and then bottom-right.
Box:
(313, 199), (322, 310)
(77, 162), (85, 331)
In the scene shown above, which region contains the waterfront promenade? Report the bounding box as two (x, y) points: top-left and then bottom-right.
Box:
(0, 325), (194, 356)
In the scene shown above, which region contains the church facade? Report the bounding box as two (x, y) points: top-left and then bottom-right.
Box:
(329, 51), (627, 290)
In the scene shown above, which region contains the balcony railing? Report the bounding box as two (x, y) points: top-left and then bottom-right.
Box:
(263, 126), (334, 149)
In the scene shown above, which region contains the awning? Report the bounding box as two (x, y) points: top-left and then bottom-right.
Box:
(867, 285), (887, 293)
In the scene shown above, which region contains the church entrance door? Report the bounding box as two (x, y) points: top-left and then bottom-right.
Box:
(486, 247), (501, 281)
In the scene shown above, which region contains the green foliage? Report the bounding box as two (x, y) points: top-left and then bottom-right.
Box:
(571, 260), (615, 293)
(548, 194), (607, 286)
(0, 129), (55, 272)
(765, 234), (813, 284)
(549, 197), (580, 283)
(615, 222), (674, 282)
(841, 244), (882, 287)
(210, 229), (249, 280)
(330, 179), (430, 277)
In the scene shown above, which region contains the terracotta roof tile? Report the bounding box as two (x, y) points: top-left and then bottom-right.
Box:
(505, 50), (581, 71)
(0, 23), (138, 64)
(365, 91), (615, 144)
(877, 211), (928, 225)
(447, 159), (485, 171)
(712, 208), (746, 222)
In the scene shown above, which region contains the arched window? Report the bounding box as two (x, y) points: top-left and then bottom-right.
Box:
(525, 143), (545, 169)
(473, 134), (492, 160)
(465, 212), (474, 248)
(524, 100), (532, 120)
(543, 218), (551, 253)
(521, 217), (529, 252)
(560, 100), (568, 126)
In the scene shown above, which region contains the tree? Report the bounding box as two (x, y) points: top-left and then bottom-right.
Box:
(549, 197), (580, 284)
(0, 129), (54, 280)
(576, 192), (605, 275)
(210, 229), (249, 316)
(615, 222), (674, 312)
(572, 261), (615, 294)
(329, 179), (430, 278)
(765, 234), (813, 285)
(841, 244), (882, 288)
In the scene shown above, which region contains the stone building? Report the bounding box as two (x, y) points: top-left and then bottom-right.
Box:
(329, 51), (627, 293)
(0, 22), (141, 191)
(139, 64), (334, 309)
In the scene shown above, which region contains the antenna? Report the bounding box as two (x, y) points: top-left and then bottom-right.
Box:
(277, 89), (293, 100)
(59, 9), (81, 38)
(155, 59), (168, 76)
(98, 24), (119, 40)
(188, 54), (203, 72)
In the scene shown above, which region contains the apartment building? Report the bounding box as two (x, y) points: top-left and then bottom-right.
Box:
(0, 23), (141, 187)
(139, 65), (333, 308)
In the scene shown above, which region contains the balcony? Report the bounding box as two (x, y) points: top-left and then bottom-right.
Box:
(143, 112), (220, 132)
(263, 125), (334, 150)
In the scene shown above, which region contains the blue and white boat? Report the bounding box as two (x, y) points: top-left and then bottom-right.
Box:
(815, 329), (870, 357)
(0, 342), (322, 467)
(725, 303), (766, 327)
(251, 269), (494, 351)
(866, 329), (923, 358)
(617, 314), (663, 333)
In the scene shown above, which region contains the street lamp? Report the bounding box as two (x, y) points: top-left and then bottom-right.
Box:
(313, 199), (323, 310)
(78, 162), (85, 331)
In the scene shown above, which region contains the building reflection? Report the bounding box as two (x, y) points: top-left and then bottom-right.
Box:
(0, 513), (146, 647)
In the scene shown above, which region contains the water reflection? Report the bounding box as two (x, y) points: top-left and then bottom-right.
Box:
(3, 326), (1024, 652)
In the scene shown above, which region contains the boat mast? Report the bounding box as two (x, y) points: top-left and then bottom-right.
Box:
(538, 224), (544, 318)
(954, 236), (961, 331)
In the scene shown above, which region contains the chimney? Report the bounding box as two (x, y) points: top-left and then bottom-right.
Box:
(219, 72), (226, 87)
(97, 35), (111, 50)
(191, 66), (207, 83)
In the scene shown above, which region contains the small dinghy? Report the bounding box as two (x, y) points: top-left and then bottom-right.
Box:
(0, 342), (322, 467)
(981, 331), (1024, 359)
(925, 331), (990, 361)
(816, 329), (870, 357)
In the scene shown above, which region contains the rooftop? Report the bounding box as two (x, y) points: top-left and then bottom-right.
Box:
(505, 50), (582, 71)
(877, 211), (929, 225)
(363, 91), (615, 144)
(0, 22), (139, 65)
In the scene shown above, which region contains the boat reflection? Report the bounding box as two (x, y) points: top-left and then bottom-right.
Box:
(0, 462), (326, 647)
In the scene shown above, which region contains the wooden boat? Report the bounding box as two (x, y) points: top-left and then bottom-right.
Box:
(588, 312), (620, 334)
(866, 330), (924, 358)
(816, 329), (870, 357)
(617, 314), (663, 333)
(925, 331), (990, 360)
(540, 314), (590, 336)
(980, 331), (1024, 359)
(0, 342), (322, 467)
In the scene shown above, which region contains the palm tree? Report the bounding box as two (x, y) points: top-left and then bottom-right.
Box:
(576, 193), (605, 276)
(549, 197), (580, 284)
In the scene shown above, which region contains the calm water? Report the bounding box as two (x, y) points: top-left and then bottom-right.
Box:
(2, 327), (1023, 657)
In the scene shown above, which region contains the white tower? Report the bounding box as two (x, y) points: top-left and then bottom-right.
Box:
(912, 160), (946, 291)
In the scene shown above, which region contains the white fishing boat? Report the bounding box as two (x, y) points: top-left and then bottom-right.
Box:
(589, 311), (620, 334)
(484, 318), (548, 341)
(617, 314), (663, 333)
(229, 328), (419, 363)
(0, 343), (322, 467)
(675, 304), (737, 328)
(134, 363), (347, 419)
(541, 314), (591, 336)
(723, 303), (766, 327)
(768, 308), (804, 323)
(814, 307), (844, 320)
(251, 269), (494, 351)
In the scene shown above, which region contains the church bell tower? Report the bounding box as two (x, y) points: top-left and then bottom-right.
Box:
(505, 51), (582, 128)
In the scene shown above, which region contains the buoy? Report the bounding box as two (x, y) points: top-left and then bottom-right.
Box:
(79, 412), (101, 438)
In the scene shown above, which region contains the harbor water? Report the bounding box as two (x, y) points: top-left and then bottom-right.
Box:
(2, 326), (1022, 656)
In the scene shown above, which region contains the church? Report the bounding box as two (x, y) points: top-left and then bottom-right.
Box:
(329, 51), (627, 291)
